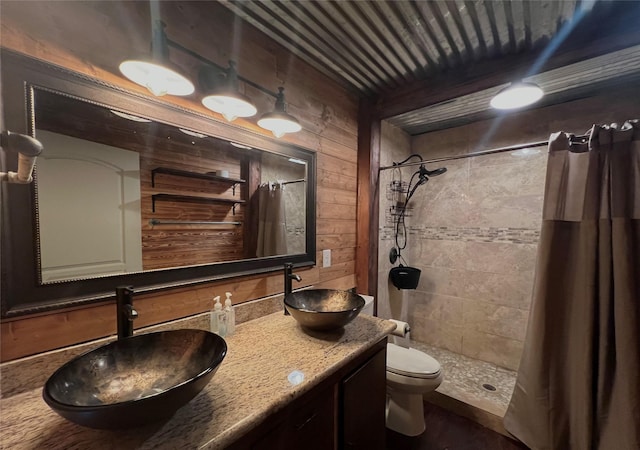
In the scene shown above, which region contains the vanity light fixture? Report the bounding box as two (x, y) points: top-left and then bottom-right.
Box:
(118, 19), (301, 137)
(201, 61), (257, 122)
(490, 81), (544, 110)
(258, 87), (302, 138)
(119, 21), (194, 97)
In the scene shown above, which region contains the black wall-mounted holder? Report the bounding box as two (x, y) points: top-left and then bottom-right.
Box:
(389, 265), (421, 290)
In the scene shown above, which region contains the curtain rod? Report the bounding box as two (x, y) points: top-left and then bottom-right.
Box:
(283, 179), (306, 185)
(379, 134), (590, 171)
(264, 179), (306, 185)
(379, 140), (547, 171)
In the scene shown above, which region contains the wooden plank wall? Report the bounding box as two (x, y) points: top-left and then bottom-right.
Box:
(139, 138), (247, 269)
(0, 1), (360, 362)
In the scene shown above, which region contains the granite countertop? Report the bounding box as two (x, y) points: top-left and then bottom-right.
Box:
(0, 313), (394, 449)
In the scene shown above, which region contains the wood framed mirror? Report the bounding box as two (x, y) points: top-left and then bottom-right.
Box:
(1, 50), (316, 317)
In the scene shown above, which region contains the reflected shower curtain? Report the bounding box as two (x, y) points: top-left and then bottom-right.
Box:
(256, 182), (287, 257)
(504, 120), (640, 449)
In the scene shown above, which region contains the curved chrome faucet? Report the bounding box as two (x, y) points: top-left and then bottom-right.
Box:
(283, 263), (301, 315)
(116, 286), (138, 339)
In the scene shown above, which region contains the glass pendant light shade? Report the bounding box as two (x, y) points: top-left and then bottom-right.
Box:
(201, 92), (257, 122)
(119, 21), (194, 97)
(119, 61), (194, 97)
(258, 87), (302, 138)
(201, 61), (257, 122)
(490, 81), (544, 110)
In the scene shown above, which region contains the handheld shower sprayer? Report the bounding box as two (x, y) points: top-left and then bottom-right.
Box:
(1, 131), (44, 184)
(423, 166), (447, 177)
(408, 164), (446, 200)
(390, 157), (448, 267)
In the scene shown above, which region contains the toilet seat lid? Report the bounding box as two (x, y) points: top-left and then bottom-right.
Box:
(387, 343), (441, 379)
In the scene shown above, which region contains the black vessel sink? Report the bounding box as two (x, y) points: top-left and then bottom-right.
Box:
(43, 329), (226, 429)
(284, 289), (365, 331)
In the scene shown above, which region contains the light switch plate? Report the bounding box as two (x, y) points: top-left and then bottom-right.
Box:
(322, 249), (331, 268)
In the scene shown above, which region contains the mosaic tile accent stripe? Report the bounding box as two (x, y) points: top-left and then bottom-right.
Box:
(380, 225), (540, 244)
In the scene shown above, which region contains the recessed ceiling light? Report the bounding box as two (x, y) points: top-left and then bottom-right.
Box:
(490, 82), (544, 110)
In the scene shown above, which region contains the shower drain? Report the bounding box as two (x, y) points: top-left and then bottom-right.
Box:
(482, 383), (497, 392)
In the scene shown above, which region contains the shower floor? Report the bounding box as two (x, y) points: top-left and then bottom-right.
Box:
(409, 341), (517, 423)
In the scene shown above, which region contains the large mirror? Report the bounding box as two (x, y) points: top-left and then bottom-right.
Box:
(1, 50), (316, 316)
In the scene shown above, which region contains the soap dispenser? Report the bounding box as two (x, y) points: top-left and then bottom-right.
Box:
(224, 292), (235, 335)
(211, 296), (227, 337)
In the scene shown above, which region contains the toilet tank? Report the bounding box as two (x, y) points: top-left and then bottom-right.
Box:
(359, 295), (374, 315)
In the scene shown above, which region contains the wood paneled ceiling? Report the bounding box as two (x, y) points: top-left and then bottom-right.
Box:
(221, 0), (640, 134)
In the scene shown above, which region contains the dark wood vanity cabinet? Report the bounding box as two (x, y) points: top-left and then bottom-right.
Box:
(248, 384), (337, 450)
(341, 346), (387, 449)
(228, 338), (387, 450)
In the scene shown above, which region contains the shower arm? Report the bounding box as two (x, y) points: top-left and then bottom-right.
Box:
(393, 154), (423, 166)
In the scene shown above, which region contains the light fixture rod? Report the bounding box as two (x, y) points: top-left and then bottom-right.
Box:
(166, 39), (279, 99)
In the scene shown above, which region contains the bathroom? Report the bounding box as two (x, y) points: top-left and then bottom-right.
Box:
(1, 1), (639, 449)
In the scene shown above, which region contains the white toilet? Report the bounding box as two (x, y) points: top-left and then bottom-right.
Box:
(359, 295), (443, 437)
(386, 342), (443, 436)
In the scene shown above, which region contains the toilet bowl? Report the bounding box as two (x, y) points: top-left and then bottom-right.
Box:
(386, 343), (443, 436)
(357, 295), (443, 436)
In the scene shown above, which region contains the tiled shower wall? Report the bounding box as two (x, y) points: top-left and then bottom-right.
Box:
(399, 151), (544, 371)
(378, 87), (640, 371)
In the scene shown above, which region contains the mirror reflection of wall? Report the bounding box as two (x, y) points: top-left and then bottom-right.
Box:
(258, 152), (307, 256)
(33, 88), (309, 283)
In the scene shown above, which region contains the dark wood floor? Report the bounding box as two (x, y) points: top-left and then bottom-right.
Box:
(385, 402), (528, 450)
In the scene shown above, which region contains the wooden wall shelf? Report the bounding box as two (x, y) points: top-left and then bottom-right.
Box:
(151, 167), (245, 194)
(151, 193), (245, 214)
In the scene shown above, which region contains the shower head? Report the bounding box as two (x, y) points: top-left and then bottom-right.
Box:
(424, 167), (447, 177)
(417, 165), (447, 179)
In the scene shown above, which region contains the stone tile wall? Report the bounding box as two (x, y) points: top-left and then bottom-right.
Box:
(382, 151), (546, 370)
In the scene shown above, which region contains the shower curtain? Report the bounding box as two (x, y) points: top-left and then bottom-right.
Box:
(504, 120), (640, 449)
(256, 182), (288, 257)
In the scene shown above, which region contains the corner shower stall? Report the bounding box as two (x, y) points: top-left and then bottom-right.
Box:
(378, 124), (546, 418)
(381, 139), (547, 367)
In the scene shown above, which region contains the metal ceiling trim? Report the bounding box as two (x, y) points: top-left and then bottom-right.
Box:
(220, 0), (617, 100)
(351, 2), (420, 82)
(313, 1), (403, 88)
(218, 0), (369, 94)
(402, 1), (451, 70)
(375, 1), (432, 78)
(336, 1), (414, 86)
(464, 0), (489, 58)
(283, 1), (385, 91)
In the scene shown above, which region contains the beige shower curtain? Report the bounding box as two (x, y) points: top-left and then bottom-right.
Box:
(256, 182), (288, 257)
(504, 120), (640, 449)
